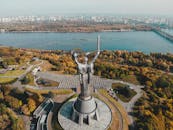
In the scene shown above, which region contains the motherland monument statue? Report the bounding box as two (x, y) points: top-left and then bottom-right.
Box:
(58, 36), (112, 130)
(71, 35), (101, 125)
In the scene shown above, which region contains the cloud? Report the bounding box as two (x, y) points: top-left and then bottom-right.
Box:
(0, 0), (172, 16)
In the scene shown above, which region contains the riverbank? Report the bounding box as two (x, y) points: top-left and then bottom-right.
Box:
(0, 29), (137, 33)
(0, 22), (152, 33)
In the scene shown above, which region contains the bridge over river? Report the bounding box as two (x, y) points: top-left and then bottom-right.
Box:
(152, 28), (173, 43)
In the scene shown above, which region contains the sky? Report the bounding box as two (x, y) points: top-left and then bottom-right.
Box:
(0, 0), (173, 17)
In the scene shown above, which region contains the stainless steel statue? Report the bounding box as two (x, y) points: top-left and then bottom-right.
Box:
(73, 36), (100, 99)
(72, 36), (101, 125)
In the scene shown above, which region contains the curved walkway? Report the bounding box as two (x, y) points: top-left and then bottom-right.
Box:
(97, 91), (124, 130)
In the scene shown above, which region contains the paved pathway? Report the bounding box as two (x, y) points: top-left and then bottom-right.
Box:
(116, 83), (144, 126)
(36, 72), (114, 89)
(12, 60), (43, 89)
(96, 91), (123, 130)
(11, 65), (33, 91)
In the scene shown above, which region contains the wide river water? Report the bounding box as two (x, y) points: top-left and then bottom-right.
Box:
(0, 31), (173, 53)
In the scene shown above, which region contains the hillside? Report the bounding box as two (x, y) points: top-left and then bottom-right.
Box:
(0, 47), (173, 129)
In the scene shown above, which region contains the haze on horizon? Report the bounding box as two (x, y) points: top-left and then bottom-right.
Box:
(0, 0), (173, 17)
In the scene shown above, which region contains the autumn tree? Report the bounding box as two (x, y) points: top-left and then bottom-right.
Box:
(27, 98), (36, 113)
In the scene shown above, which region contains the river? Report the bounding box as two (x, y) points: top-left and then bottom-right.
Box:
(0, 31), (173, 53)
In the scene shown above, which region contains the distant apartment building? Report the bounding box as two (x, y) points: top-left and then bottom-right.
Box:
(0, 29), (5, 33)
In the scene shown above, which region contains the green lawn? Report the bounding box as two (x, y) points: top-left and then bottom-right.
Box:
(112, 83), (137, 102)
(20, 73), (35, 86)
(25, 88), (73, 95)
(36, 78), (59, 87)
(112, 83), (128, 89)
(0, 78), (17, 84)
(0, 70), (25, 77)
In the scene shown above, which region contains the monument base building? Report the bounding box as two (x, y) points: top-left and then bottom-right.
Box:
(71, 95), (99, 125)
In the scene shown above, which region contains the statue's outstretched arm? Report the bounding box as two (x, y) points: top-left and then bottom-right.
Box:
(91, 51), (100, 63)
(74, 53), (80, 65)
(91, 35), (100, 63)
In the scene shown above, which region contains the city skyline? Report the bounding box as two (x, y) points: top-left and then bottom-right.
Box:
(0, 0), (173, 17)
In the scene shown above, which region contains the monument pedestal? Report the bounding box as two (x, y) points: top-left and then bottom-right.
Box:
(72, 96), (99, 125)
(58, 98), (112, 130)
